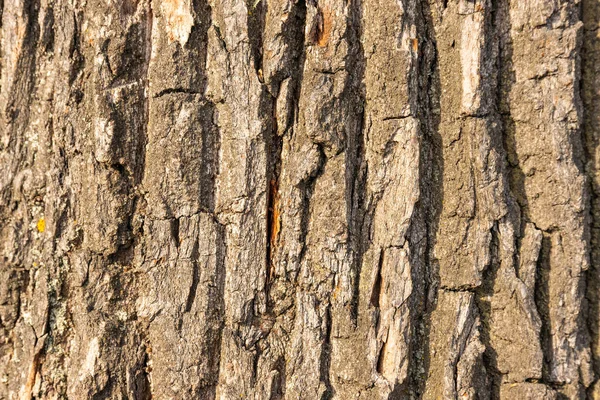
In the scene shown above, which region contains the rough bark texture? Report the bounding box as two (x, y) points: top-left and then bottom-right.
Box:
(1, 0), (599, 399)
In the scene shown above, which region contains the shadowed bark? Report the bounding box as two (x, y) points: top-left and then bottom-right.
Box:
(1, 0), (599, 398)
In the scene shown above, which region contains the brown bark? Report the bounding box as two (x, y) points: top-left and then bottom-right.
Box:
(0, 0), (599, 398)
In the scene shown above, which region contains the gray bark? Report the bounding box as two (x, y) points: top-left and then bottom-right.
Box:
(0, 0), (599, 398)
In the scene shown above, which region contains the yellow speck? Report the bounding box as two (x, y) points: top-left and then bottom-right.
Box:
(37, 218), (46, 233)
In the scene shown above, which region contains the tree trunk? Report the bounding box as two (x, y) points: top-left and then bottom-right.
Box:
(1, 0), (599, 398)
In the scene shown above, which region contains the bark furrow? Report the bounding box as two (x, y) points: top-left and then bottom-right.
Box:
(0, 0), (598, 399)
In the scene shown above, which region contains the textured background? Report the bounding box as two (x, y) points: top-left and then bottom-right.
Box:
(1, 0), (600, 398)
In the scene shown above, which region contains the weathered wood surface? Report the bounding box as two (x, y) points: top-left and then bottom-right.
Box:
(1, 0), (599, 398)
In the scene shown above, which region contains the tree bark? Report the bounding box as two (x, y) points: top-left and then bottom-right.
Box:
(1, 0), (599, 398)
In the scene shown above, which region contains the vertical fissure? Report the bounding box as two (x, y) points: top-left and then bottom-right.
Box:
(296, 145), (326, 275)
(344, 0), (366, 325)
(211, 219), (228, 397)
(136, 2), (154, 398)
(409, 0), (444, 396)
(184, 240), (200, 313)
(475, 223), (502, 399)
(319, 303), (334, 400)
(133, 341), (153, 400)
(290, 0), (316, 282)
(370, 249), (384, 308)
(246, 0), (265, 77)
(141, 0), (152, 185)
(535, 234), (553, 384)
(265, 116), (282, 293)
(376, 340), (387, 376)
(581, 0), (600, 390)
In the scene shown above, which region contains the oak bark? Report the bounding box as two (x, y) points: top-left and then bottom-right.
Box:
(1, 0), (599, 399)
